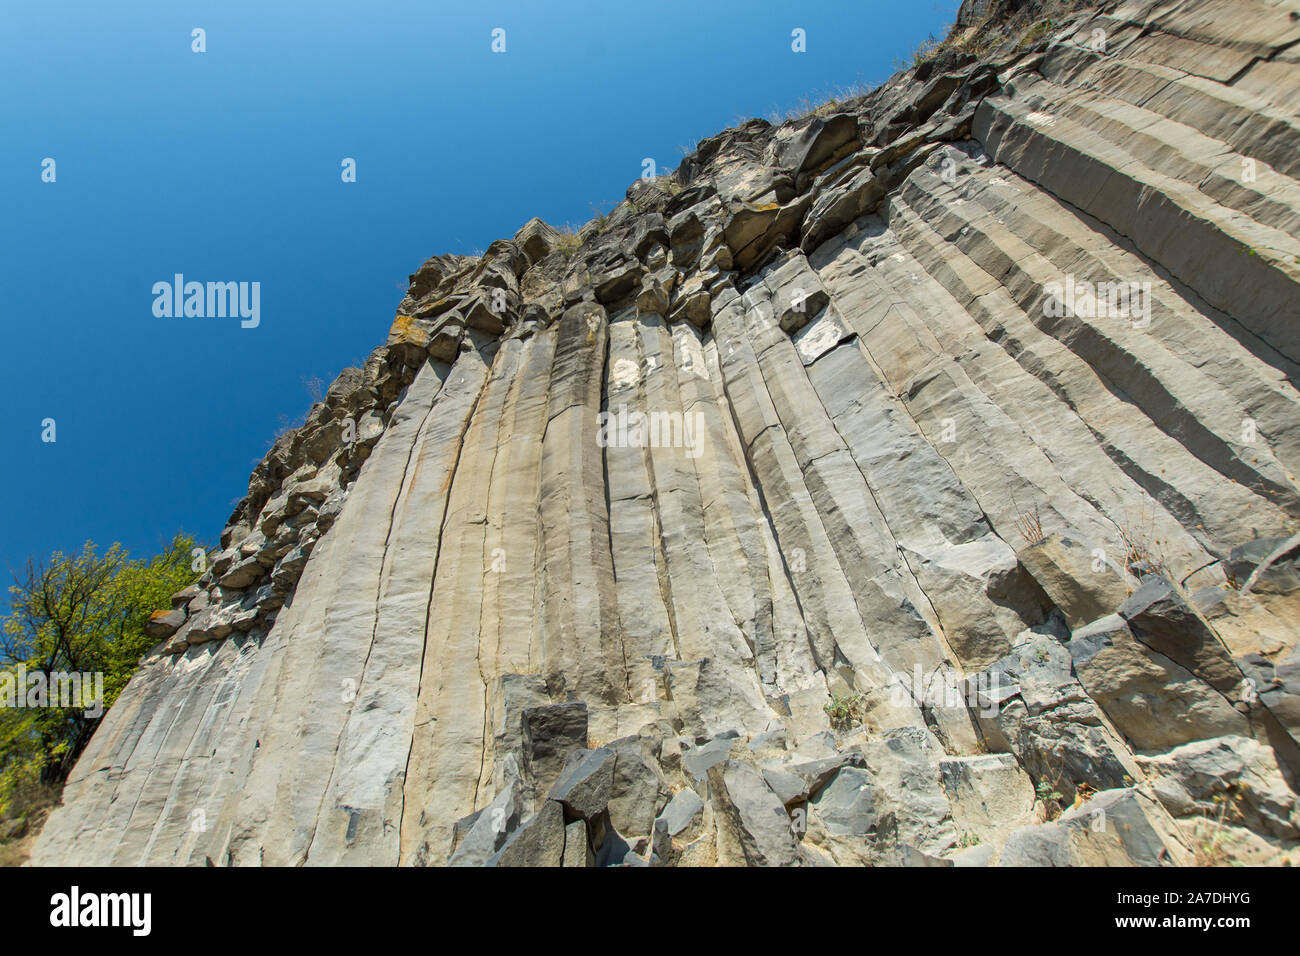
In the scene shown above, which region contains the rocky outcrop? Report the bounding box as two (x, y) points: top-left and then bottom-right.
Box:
(33, 0), (1300, 866)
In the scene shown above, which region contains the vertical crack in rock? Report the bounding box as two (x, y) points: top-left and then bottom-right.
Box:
(598, 314), (636, 699)
(396, 342), (498, 865)
(709, 327), (822, 691)
(303, 362), (451, 865)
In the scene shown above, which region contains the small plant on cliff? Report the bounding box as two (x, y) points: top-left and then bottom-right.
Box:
(587, 200), (616, 235)
(1034, 750), (1071, 821)
(1018, 18), (1056, 48)
(302, 375), (326, 404)
(1115, 503), (1172, 582)
(1191, 790), (1246, 867)
(654, 176), (684, 198)
(949, 1), (1095, 60)
(824, 692), (868, 730)
(1013, 499), (1046, 547)
(910, 32), (945, 68)
(555, 225), (583, 261)
(769, 79), (874, 124)
(1036, 779), (1066, 820)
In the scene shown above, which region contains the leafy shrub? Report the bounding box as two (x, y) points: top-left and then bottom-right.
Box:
(0, 534), (199, 819)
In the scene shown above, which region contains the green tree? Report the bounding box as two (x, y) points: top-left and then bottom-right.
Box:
(0, 534), (198, 818)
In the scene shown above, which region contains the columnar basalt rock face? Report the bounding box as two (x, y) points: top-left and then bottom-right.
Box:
(33, 0), (1300, 866)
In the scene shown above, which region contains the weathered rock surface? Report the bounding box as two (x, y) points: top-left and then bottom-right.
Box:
(33, 0), (1300, 867)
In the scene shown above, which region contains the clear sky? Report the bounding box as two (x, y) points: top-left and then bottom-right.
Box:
(0, 0), (960, 588)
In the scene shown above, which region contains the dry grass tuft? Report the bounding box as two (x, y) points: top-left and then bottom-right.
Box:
(1014, 501), (1046, 547)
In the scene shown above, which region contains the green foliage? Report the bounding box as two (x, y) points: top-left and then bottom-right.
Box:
(0, 534), (198, 819)
(1192, 790), (1246, 866)
(1035, 780), (1063, 803)
(911, 33), (943, 66)
(587, 200), (617, 235)
(767, 79), (874, 124)
(1017, 18), (1055, 48)
(949, 0), (1093, 60)
(555, 225), (583, 261)
(823, 692), (868, 730)
(1036, 778), (1065, 820)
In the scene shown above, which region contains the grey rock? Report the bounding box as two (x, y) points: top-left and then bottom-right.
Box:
(708, 760), (800, 867)
(1138, 735), (1299, 838)
(1119, 577), (1244, 696)
(999, 822), (1074, 867)
(606, 734), (669, 838)
(448, 754), (526, 866)
(143, 607), (186, 640)
(548, 747), (616, 821)
(487, 800), (566, 868)
(522, 702), (589, 798)
(682, 734), (741, 782)
(562, 819), (593, 867)
(657, 788), (704, 839)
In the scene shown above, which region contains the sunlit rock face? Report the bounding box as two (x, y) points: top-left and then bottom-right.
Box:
(34, 0), (1300, 867)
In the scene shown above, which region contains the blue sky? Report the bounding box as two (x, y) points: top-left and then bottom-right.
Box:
(0, 0), (959, 587)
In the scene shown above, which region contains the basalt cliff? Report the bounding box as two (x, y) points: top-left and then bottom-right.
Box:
(34, 0), (1300, 866)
